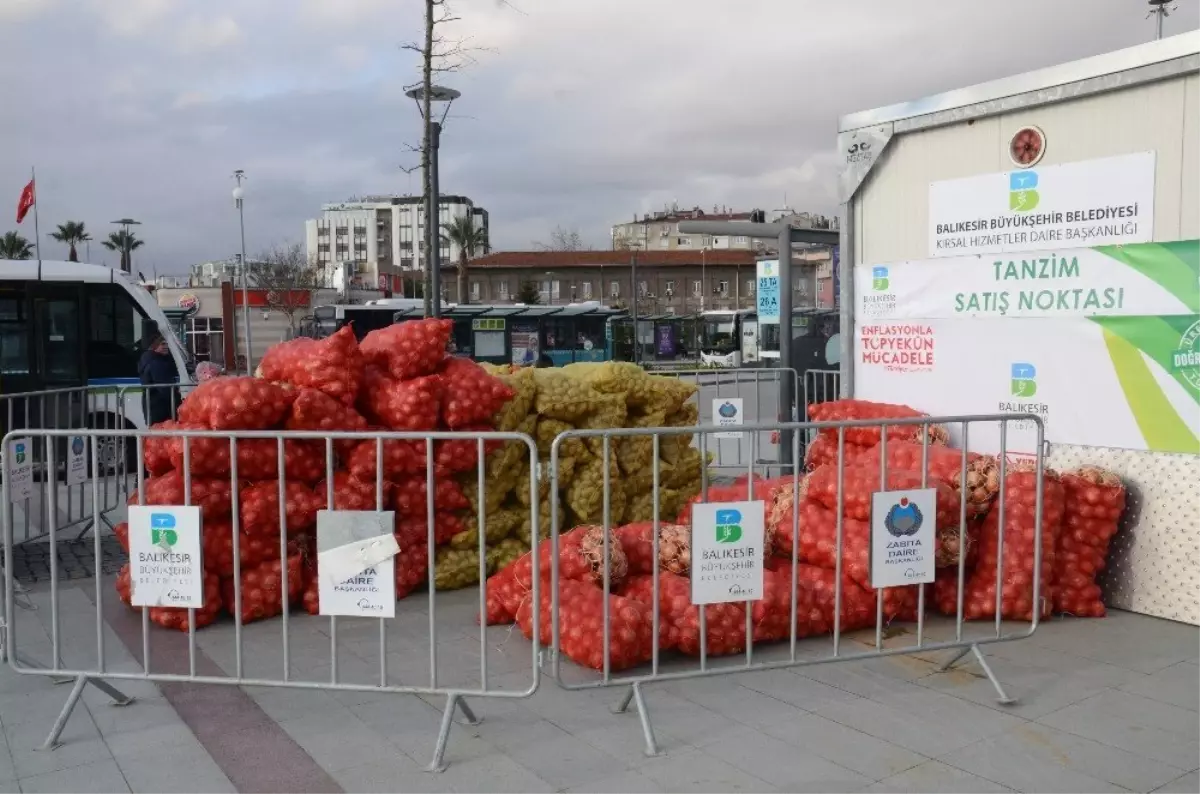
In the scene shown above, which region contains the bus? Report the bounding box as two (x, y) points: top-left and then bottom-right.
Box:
(302, 302), (625, 366)
(1, 260), (193, 464)
(698, 308), (755, 367)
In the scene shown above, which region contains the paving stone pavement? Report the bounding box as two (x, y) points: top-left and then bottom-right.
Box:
(0, 577), (1196, 793)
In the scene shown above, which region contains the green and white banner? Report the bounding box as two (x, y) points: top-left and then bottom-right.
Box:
(854, 241), (1199, 455)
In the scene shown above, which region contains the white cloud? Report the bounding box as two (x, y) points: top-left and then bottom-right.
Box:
(0, 0), (55, 23)
(0, 0), (1194, 269)
(177, 14), (244, 53)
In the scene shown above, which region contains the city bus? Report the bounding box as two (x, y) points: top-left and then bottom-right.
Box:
(699, 308), (755, 367)
(0, 260), (193, 466)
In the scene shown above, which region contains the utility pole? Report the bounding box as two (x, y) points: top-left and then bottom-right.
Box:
(232, 170), (253, 373)
(1148, 0), (1173, 39)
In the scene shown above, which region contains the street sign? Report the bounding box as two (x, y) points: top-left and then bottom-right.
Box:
(690, 501), (765, 604)
(756, 259), (780, 323)
(869, 488), (937, 588)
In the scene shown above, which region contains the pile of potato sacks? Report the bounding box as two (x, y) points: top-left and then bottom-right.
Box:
(434, 361), (706, 591)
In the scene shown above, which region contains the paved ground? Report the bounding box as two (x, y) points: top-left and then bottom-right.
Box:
(1, 574), (1196, 794)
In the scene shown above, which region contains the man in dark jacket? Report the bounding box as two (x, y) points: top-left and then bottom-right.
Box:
(138, 332), (180, 425)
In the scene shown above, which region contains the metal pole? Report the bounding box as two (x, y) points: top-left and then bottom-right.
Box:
(234, 173), (253, 374)
(700, 249), (706, 313)
(630, 251), (640, 364)
(430, 121), (442, 317)
(777, 224), (794, 469)
(838, 208), (854, 398)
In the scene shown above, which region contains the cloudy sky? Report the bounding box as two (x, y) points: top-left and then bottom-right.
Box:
(1, 0), (1195, 274)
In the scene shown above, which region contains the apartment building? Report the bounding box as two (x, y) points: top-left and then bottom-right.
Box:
(451, 249), (828, 313)
(610, 204), (838, 254)
(303, 195), (489, 289)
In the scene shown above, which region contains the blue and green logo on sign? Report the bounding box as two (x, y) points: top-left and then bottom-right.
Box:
(715, 508), (742, 543)
(1009, 171), (1040, 212)
(1010, 362), (1037, 398)
(871, 266), (889, 291)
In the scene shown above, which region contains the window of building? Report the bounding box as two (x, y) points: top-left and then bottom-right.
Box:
(692, 280), (702, 297)
(676, 237), (691, 247)
(717, 280), (729, 296)
(188, 317), (225, 365)
(335, 226), (348, 236)
(497, 280), (510, 300)
(735, 236), (748, 245)
(638, 281), (649, 297)
(610, 281), (620, 298)
(470, 282), (481, 301)
(581, 282), (593, 299)
(745, 279), (755, 296)
(664, 280), (676, 295)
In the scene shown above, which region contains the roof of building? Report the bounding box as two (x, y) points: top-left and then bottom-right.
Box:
(469, 250), (760, 269)
(613, 207), (757, 226)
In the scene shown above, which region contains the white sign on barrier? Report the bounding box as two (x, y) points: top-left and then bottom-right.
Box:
(869, 489), (937, 589)
(128, 505), (205, 608)
(690, 501), (765, 604)
(66, 435), (88, 487)
(7, 437), (35, 502)
(316, 510), (398, 618)
(712, 398), (744, 439)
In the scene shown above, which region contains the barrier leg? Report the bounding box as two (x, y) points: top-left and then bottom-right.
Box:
(971, 645), (1016, 705)
(938, 644), (1016, 706)
(40, 675), (88, 750)
(611, 683), (660, 757)
(427, 694), (461, 773)
(87, 677), (135, 707)
(454, 696), (480, 726)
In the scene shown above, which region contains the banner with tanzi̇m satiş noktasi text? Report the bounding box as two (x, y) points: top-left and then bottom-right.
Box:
(853, 241), (1199, 455)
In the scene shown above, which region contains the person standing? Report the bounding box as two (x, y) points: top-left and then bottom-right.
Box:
(138, 331), (180, 425)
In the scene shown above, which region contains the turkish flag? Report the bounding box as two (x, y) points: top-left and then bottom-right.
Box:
(16, 179), (34, 224)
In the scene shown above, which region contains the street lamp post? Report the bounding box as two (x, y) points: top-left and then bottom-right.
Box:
(232, 170), (253, 374)
(405, 84), (460, 319)
(109, 218), (142, 274)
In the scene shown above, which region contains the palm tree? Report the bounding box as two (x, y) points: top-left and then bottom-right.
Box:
(102, 230), (144, 273)
(0, 231), (35, 260)
(440, 215), (489, 304)
(50, 221), (92, 262)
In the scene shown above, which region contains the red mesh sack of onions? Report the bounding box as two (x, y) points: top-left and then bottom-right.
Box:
(516, 578), (655, 671)
(807, 399), (947, 448)
(360, 318), (453, 380)
(802, 464), (960, 526)
(481, 564), (532, 626)
(800, 563), (877, 632)
(177, 377), (296, 430)
(116, 564), (223, 631)
(391, 475), (469, 517)
(130, 472), (233, 520)
(202, 518), (283, 579)
(853, 442), (1000, 517)
(258, 326), (364, 406)
(803, 432), (873, 471)
(346, 437), (427, 481)
(222, 552), (304, 624)
(437, 357), (516, 429)
(394, 512), (463, 548)
(143, 420), (182, 476)
(751, 564), (838, 642)
(359, 368), (442, 432)
(509, 525), (628, 591)
(1054, 466), (1124, 617)
(961, 464), (1065, 621)
(239, 480), (323, 538)
(433, 430), (503, 475)
(315, 471), (393, 512)
(286, 388), (370, 457)
(619, 572), (747, 656)
(168, 436), (325, 484)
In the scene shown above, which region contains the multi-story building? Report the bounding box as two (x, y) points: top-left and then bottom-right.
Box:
(303, 195), (489, 289)
(610, 205), (838, 253)
(154, 258), (266, 289)
(453, 249), (825, 313)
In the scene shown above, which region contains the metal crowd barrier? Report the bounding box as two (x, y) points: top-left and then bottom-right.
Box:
(802, 368), (841, 419)
(3, 426), (541, 772)
(647, 367), (800, 475)
(547, 413), (1045, 757)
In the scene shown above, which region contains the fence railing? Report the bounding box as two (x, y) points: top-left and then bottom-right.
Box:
(644, 367), (800, 475)
(3, 426), (542, 772)
(547, 412), (1045, 757)
(802, 368), (842, 419)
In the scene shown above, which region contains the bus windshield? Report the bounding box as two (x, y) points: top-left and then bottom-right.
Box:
(702, 314), (738, 354)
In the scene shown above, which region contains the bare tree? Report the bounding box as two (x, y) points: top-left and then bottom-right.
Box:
(534, 225), (585, 251)
(247, 243), (325, 331)
(401, 0), (487, 316)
